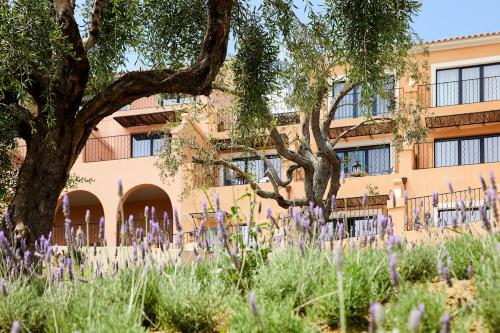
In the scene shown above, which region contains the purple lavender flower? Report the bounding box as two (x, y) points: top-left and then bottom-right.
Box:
(67, 259), (74, 281)
(249, 291), (258, 317)
(479, 203), (491, 231)
(331, 194), (336, 211)
(432, 192), (439, 207)
(489, 170), (497, 191)
(467, 264), (473, 279)
(10, 321), (20, 333)
(448, 181), (454, 194)
(1, 278), (7, 297)
(298, 239), (304, 256)
(480, 173), (488, 191)
(377, 214), (388, 241)
(408, 304), (424, 332)
(151, 206), (156, 221)
(98, 217), (105, 244)
(338, 222), (344, 244)
(85, 210), (91, 224)
(363, 192), (369, 206)
(387, 235), (402, 250)
(117, 178), (123, 197)
(389, 253), (399, 286)
(174, 208), (182, 233)
(404, 191), (408, 205)
(62, 194), (70, 218)
(334, 247), (344, 273)
(215, 192), (220, 212)
(441, 313), (451, 333)
(144, 206), (149, 221)
(392, 191), (397, 208)
(369, 302), (384, 333)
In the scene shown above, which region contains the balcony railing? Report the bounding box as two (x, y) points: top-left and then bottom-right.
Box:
(416, 75), (500, 108)
(415, 135), (500, 169)
(52, 222), (100, 246)
(216, 101), (300, 132)
(332, 92), (395, 120)
(83, 134), (167, 163)
(406, 188), (489, 231)
(329, 200), (388, 239)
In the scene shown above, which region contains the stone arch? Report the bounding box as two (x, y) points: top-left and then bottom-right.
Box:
(54, 190), (104, 246)
(118, 184), (173, 244)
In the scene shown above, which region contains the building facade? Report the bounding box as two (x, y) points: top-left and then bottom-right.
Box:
(49, 32), (500, 246)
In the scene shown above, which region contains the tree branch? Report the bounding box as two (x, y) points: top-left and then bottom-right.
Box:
(192, 157), (307, 209)
(322, 84), (354, 136)
(330, 117), (394, 148)
(82, 0), (104, 51)
(231, 145), (300, 188)
(76, 0), (232, 129)
(269, 128), (311, 167)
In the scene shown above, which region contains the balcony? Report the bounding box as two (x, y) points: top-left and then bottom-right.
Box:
(83, 133), (168, 163)
(406, 187), (489, 231)
(414, 134), (500, 169)
(416, 75), (500, 108)
(215, 100), (300, 132)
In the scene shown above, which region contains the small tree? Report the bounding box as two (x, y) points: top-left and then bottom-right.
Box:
(0, 0), (233, 244)
(162, 0), (428, 218)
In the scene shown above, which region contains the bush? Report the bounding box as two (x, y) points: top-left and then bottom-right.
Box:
(475, 236), (500, 332)
(399, 243), (438, 282)
(0, 279), (48, 333)
(443, 234), (484, 279)
(47, 271), (146, 333)
(384, 284), (446, 333)
(229, 296), (319, 333)
(316, 248), (391, 329)
(155, 264), (230, 333)
(252, 247), (330, 311)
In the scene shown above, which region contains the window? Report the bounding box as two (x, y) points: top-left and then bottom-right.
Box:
(328, 216), (378, 238)
(336, 145), (391, 176)
(332, 80), (394, 119)
(223, 156), (281, 186)
(435, 63), (500, 106)
(159, 94), (195, 107)
(119, 104), (130, 111)
(131, 132), (166, 158)
(437, 207), (490, 226)
(434, 134), (500, 167)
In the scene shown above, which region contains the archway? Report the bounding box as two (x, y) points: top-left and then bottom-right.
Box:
(54, 190), (104, 246)
(118, 184), (173, 244)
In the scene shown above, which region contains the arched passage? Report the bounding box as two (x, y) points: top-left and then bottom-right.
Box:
(118, 184), (173, 244)
(54, 190), (104, 246)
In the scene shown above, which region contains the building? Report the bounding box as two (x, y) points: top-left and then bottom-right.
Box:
(51, 32), (500, 246)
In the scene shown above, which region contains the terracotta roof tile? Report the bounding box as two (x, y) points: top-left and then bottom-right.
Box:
(424, 31), (500, 45)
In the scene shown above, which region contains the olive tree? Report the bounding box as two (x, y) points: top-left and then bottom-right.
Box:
(178, 0), (428, 218)
(0, 0), (233, 244)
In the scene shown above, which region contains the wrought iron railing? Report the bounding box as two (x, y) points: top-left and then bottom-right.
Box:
(406, 187), (487, 231)
(415, 135), (500, 169)
(52, 222), (100, 246)
(332, 91), (395, 120)
(416, 75), (500, 108)
(83, 134), (168, 163)
(329, 198), (388, 239)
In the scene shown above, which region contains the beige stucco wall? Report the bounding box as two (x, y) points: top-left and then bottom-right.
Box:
(60, 35), (500, 245)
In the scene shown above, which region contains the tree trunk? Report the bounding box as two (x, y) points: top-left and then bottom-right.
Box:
(8, 131), (74, 247)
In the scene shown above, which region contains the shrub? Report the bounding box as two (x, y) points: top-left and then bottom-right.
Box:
(316, 248), (391, 329)
(155, 265), (230, 333)
(399, 243), (438, 282)
(229, 296), (319, 333)
(47, 271), (146, 333)
(252, 247), (330, 311)
(384, 284), (446, 333)
(475, 236), (500, 332)
(443, 234), (484, 280)
(0, 279), (48, 333)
